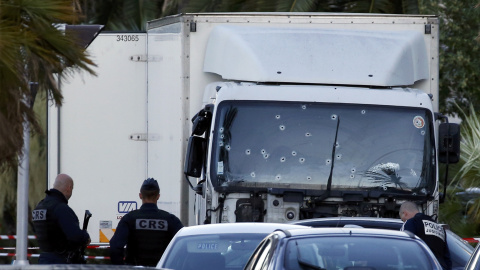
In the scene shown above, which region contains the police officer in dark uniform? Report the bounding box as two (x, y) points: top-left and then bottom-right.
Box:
(110, 178), (184, 266)
(32, 173), (90, 264)
(399, 201), (452, 270)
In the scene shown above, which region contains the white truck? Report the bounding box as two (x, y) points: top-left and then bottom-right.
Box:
(47, 13), (460, 244)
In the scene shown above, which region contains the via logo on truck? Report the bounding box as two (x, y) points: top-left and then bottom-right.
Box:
(118, 201), (137, 213)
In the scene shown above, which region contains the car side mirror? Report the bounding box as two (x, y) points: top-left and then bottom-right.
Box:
(438, 123), (460, 164)
(184, 136), (206, 177)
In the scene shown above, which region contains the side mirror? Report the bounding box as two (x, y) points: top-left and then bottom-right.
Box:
(184, 136), (206, 177)
(438, 123), (460, 164)
(191, 104), (213, 136)
(192, 114), (209, 136)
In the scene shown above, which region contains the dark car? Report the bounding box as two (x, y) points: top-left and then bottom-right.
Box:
(465, 242), (480, 270)
(291, 217), (474, 270)
(244, 227), (443, 270)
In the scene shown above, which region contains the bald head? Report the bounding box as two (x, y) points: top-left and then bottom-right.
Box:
(399, 201), (419, 222)
(53, 174), (74, 200)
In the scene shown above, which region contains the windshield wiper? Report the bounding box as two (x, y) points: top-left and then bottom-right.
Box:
(312, 115), (340, 203)
(295, 241), (326, 270)
(326, 115), (340, 193)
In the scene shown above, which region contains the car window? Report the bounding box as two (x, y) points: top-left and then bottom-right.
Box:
(252, 238), (273, 270)
(161, 233), (266, 270)
(446, 230), (475, 269)
(285, 236), (435, 270)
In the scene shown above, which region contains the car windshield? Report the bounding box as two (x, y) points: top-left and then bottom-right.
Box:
(161, 233), (266, 270)
(285, 236), (434, 270)
(211, 101), (435, 196)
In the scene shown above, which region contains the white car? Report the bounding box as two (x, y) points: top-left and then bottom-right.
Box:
(156, 222), (307, 270)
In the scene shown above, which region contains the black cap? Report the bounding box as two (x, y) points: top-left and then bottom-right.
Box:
(141, 178), (159, 192)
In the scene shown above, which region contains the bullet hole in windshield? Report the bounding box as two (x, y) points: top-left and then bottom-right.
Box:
(275, 174), (282, 180)
(220, 134), (224, 138)
(279, 125), (286, 131)
(280, 157), (286, 162)
(421, 130), (425, 136)
(301, 105), (307, 110)
(251, 172), (255, 178)
(219, 141), (223, 146)
(305, 132), (311, 137)
(331, 114), (337, 120)
(261, 149), (267, 154)
(350, 174), (355, 179)
(326, 159), (331, 165)
(361, 110), (366, 114)
(264, 154), (269, 159)
(292, 151), (297, 156)
(219, 127), (224, 133)
(245, 149), (251, 155)
(225, 145), (231, 151)
(336, 154), (342, 160)
(351, 168), (356, 173)
(382, 184), (388, 190)
(299, 158), (305, 163)
(275, 115), (281, 119)
(306, 176), (312, 181)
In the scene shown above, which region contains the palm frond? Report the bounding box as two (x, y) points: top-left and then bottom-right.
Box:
(452, 104), (480, 188)
(343, 0), (373, 13)
(402, 0), (419, 14)
(0, 0), (96, 169)
(182, 0), (220, 12)
(276, 0), (317, 12)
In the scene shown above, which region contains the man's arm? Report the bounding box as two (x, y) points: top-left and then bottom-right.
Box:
(168, 214), (184, 236)
(110, 216), (130, 265)
(402, 219), (418, 234)
(55, 204), (90, 247)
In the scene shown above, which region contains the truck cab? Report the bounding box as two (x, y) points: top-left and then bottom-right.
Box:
(177, 14), (461, 224)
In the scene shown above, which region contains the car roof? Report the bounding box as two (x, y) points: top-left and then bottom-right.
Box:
(280, 227), (416, 239)
(174, 222), (308, 236)
(291, 217), (404, 229)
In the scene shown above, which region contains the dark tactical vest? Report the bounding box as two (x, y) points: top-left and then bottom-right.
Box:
(32, 196), (68, 254)
(125, 209), (173, 266)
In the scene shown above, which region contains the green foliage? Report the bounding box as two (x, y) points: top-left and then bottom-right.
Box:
(439, 192), (479, 238)
(421, 0), (480, 116)
(82, 0), (162, 31)
(276, 0), (318, 12)
(0, 0), (96, 170)
(84, 0), (421, 29)
(455, 109), (480, 189)
(447, 104), (480, 223)
(437, 103), (480, 238)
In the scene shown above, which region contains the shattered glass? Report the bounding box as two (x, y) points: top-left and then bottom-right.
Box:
(211, 101), (434, 195)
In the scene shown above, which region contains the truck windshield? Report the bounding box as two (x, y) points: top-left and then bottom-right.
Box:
(211, 101), (435, 196)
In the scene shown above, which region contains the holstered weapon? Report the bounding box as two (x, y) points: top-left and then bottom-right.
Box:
(67, 210), (92, 264)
